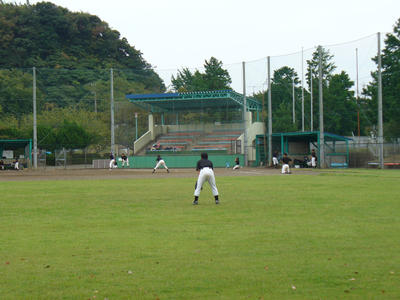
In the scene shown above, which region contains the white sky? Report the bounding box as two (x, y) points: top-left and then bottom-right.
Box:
(6, 0), (400, 91)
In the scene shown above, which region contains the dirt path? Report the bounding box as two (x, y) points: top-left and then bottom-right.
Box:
(0, 167), (320, 182)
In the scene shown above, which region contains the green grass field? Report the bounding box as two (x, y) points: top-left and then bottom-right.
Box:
(1, 170), (400, 299)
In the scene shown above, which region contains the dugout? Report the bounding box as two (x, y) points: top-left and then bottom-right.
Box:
(255, 131), (351, 168)
(0, 139), (32, 169)
(125, 90), (264, 168)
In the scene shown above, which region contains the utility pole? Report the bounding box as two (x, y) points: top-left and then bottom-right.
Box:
(110, 68), (115, 155)
(318, 47), (325, 168)
(301, 47), (305, 132)
(33, 67), (37, 169)
(377, 32), (384, 169)
(267, 56), (272, 167)
(356, 48), (360, 138)
(262, 87), (267, 167)
(242, 62), (248, 166)
(310, 68), (313, 131)
(292, 76), (295, 124)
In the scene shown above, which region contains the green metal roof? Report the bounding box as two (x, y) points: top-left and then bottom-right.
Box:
(126, 90), (262, 113)
(257, 131), (352, 142)
(0, 139), (32, 150)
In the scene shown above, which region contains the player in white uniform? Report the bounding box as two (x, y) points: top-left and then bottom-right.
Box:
(193, 152), (219, 205)
(281, 153), (292, 174)
(272, 151), (279, 168)
(311, 149), (317, 168)
(152, 155), (169, 173)
(233, 157), (240, 170)
(121, 153), (129, 167)
(109, 153), (117, 169)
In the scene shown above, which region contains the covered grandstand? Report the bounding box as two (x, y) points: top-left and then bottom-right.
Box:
(125, 90), (264, 168)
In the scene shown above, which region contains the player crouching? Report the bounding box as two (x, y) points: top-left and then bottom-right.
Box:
(152, 155), (169, 173)
(193, 152), (219, 205)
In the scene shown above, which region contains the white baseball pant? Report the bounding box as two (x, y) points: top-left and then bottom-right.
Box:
(311, 157), (316, 167)
(282, 164), (290, 174)
(154, 159), (168, 170)
(194, 167), (219, 197)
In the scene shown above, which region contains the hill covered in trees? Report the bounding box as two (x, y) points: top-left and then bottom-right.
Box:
(0, 1), (165, 150)
(0, 1), (163, 89)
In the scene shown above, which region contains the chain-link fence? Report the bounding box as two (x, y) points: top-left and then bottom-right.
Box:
(1, 33), (399, 168)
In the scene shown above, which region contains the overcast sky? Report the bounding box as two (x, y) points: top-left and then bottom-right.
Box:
(6, 0), (400, 90)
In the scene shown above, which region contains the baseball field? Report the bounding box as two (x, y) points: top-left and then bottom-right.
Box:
(1, 168), (399, 299)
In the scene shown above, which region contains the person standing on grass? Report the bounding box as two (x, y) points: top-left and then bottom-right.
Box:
(193, 152), (219, 205)
(152, 154), (169, 173)
(281, 153), (292, 174)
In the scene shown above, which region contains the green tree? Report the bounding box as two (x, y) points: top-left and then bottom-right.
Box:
(258, 66), (301, 132)
(363, 20), (400, 139)
(171, 57), (231, 92)
(306, 46), (357, 135)
(56, 120), (94, 149)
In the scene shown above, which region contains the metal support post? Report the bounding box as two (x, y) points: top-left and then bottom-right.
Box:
(318, 47), (325, 168)
(292, 76), (295, 124)
(33, 67), (37, 169)
(301, 47), (305, 131)
(135, 112), (138, 140)
(242, 62), (248, 166)
(310, 68), (313, 131)
(267, 56), (272, 166)
(377, 32), (384, 169)
(110, 68), (115, 154)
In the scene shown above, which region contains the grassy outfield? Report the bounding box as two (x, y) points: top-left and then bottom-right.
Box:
(1, 170), (400, 299)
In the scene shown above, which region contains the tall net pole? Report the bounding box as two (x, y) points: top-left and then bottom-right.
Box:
(301, 47), (305, 132)
(33, 67), (37, 169)
(318, 47), (325, 168)
(110, 68), (115, 154)
(292, 76), (295, 124)
(377, 32), (384, 169)
(310, 68), (313, 131)
(262, 88), (267, 167)
(267, 56), (272, 166)
(356, 48), (360, 138)
(242, 62), (248, 166)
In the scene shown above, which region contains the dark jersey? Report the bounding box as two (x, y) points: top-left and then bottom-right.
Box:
(235, 158), (240, 165)
(121, 154), (127, 161)
(282, 156), (292, 164)
(156, 156), (162, 162)
(196, 159), (213, 171)
(311, 152), (317, 159)
(110, 154), (115, 160)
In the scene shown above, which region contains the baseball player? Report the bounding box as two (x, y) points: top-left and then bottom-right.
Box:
(109, 153), (117, 169)
(121, 153), (129, 167)
(233, 157), (240, 170)
(193, 152), (219, 205)
(311, 149), (317, 168)
(152, 155), (169, 173)
(281, 153), (292, 174)
(272, 151), (279, 168)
